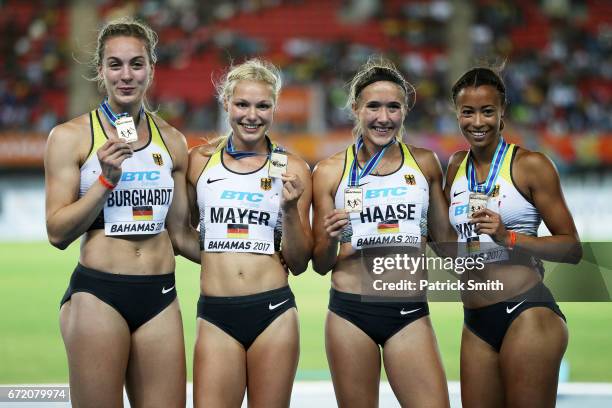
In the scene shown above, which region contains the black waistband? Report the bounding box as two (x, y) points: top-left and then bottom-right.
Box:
(75, 263), (175, 283)
(464, 281), (554, 312)
(199, 285), (293, 305)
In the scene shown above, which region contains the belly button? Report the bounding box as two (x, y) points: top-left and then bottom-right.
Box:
(135, 249), (141, 257)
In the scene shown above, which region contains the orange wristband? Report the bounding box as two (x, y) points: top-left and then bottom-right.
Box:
(98, 174), (116, 190)
(506, 231), (517, 250)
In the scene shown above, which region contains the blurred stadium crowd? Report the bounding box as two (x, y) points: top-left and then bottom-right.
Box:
(0, 0), (611, 168)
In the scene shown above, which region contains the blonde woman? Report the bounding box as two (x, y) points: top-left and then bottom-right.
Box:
(187, 59), (312, 407)
(312, 57), (451, 407)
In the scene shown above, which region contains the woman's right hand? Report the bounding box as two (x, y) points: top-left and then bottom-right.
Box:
(323, 209), (349, 239)
(97, 139), (133, 184)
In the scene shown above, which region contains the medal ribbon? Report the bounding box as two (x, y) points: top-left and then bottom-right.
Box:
(99, 99), (144, 127)
(348, 136), (396, 187)
(467, 137), (509, 194)
(225, 134), (283, 160)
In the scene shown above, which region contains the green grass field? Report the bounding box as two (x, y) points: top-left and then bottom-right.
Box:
(1, 242), (611, 383)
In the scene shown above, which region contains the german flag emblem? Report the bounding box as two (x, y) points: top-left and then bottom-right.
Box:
(133, 206), (153, 221)
(377, 220), (399, 234)
(152, 153), (163, 166)
(491, 184), (500, 197)
(404, 174), (416, 185)
(261, 177), (272, 191)
(227, 224), (249, 239)
(467, 236), (480, 251)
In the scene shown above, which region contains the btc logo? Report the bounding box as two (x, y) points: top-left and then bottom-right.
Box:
(454, 204), (469, 216)
(365, 187), (407, 199)
(220, 190), (264, 202)
(120, 171), (160, 182)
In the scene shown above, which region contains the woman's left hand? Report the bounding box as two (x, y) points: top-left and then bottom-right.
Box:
(470, 208), (508, 245)
(281, 173), (304, 209)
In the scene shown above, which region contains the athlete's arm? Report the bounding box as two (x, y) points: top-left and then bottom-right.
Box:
(186, 168), (199, 229)
(279, 154), (313, 275)
(471, 150), (582, 263)
(410, 146), (456, 244)
(44, 118), (133, 249)
(312, 154), (347, 275)
(158, 121), (200, 264)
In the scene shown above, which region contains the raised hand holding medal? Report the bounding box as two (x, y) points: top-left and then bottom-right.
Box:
(225, 134), (303, 208)
(115, 116), (138, 143)
(467, 193), (488, 219)
(100, 99), (143, 143)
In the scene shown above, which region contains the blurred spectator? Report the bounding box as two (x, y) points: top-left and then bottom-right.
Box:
(0, 5), (68, 130)
(1, 0), (610, 143)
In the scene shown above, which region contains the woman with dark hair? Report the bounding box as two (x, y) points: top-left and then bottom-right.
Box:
(445, 66), (581, 407)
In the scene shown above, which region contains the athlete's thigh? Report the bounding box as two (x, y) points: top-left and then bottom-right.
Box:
(500, 307), (568, 408)
(460, 326), (504, 408)
(124, 299), (186, 408)
(246, 308), (299, 408)
(193, 317), (247, 408)
(60, 293), (131, 408)
(326, 311), (381, 408)
(383, 317), (449, 408)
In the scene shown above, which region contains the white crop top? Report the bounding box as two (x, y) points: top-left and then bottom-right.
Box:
(448, 144), (541, 262)
(81, 110), (174, 236)
(196, 146), (283, 255)
(334, 142), (429, 250)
